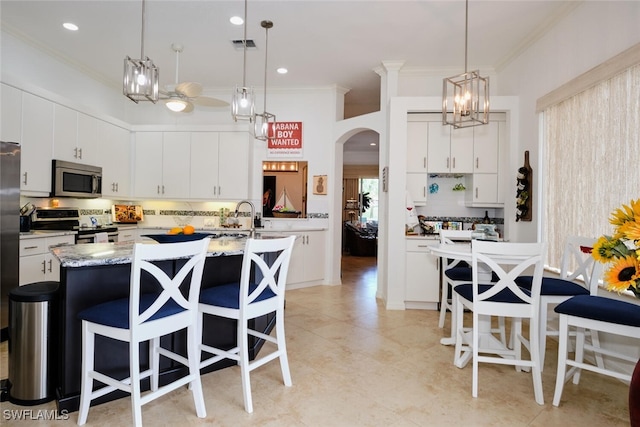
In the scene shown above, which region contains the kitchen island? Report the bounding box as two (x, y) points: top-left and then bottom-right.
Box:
(50, 237), (274, 413)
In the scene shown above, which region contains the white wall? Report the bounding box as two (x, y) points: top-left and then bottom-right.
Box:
(497, 1), (640, 243)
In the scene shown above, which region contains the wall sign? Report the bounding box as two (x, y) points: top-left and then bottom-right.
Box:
(267, 122), (303, 158)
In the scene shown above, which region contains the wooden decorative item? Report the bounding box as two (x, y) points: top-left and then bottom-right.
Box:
(516, 151), (532, 222)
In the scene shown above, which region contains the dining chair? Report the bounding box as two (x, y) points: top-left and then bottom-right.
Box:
(77, 238), (211, 426)
(453, 240), (546, 404)
(439, 230), (504, 347)
(197, 235), (296, 413)
(515, 236), (600, 370)
(553, 294), (640, 407)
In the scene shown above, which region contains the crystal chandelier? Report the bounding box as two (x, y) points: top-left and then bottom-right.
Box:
(253, 20), (276, 141)
(123, 0), (159, 103)
(442, 0), (489, 128)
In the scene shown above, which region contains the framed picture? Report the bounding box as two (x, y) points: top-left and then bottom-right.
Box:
(313, 175), (327, 195)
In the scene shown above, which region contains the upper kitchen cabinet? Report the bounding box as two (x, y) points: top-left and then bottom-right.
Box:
(472, 120), (501, 174)
(21, 92), (54, 195)
(427, 122), (473, 174)
(133, 132), (190, 199)
(1, 84), (22, 142)
(53, 106), (98, 165)
(190, 131), (249, 200)
(406, 117), (428, 173)
(98, 121), (131, 198)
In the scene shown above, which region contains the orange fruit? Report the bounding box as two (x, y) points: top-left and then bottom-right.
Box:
(183, 225), (195, 235)
(168, 227), (183, 235)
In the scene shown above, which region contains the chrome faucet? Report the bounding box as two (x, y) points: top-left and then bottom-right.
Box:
(234, 200), (256, 238)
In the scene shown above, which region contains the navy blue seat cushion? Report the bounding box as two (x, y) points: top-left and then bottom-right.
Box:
(445, 268), (499, 282)
(516, 275), (590, 296)
(453, 283), (531, 304)
(78, 293), (185, 329)
(554, 295), (640, 327)
(199, 282), (276, 309)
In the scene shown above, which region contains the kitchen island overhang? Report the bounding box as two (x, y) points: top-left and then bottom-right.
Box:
(50, 237), (277, 413)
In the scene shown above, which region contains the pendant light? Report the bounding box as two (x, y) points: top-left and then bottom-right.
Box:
(253, 20), (276, 141)
(231, 0), (255, 121)
(123, 0), (159, 103)
(442, 0), (489, 129)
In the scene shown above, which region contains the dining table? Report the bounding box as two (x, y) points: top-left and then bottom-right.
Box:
(429, 241), (509, 368)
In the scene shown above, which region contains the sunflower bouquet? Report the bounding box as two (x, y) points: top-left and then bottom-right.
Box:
(592, 199), (640, 297)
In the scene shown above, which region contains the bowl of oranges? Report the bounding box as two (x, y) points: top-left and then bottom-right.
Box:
(142, 225), (212, 243)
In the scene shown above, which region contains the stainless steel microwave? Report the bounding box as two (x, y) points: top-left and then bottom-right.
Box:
(52, 159), (102, 198)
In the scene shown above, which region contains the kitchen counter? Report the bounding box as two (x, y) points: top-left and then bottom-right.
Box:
(51, 237), (246, 268)
(19, 230), (77, 239)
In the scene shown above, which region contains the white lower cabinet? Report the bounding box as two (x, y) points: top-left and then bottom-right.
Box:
(19, 235), (75, 285)
(270, 230), (325, 286)
(117, 227), (138, 243)
(405, 239), (440, 308)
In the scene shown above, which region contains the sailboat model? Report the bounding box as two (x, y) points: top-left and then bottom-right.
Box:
(272, 187), (300, 218)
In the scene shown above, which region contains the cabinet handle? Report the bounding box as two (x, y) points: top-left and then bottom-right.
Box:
(23, 172), (28, 185)
(157, 185), (160, 194)
(115, 182), (119, 192)
(476, 157), (479, 169)
(475, 187), (479, 199)
(78, 148), (82, 159)
(162, 185), (165, 194)
(23, 245), (38, 250)
(446, 157), (450, 169)
(111, 182), (116, 192)
(423, 157), (426, 169)
(48, 259), (53, 273)
(417, 245), (428, 248)
(74, 147), (78, 158)
(452, 157), (456, 169)
(218, 186), (221, 195)
(41, 260), (46, 274)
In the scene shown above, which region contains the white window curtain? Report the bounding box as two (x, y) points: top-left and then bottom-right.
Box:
(543, 64), (640, 269)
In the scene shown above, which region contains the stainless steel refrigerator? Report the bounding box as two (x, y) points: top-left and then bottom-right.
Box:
(1, 141), (20, 338)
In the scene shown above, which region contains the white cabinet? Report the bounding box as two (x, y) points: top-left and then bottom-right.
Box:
(53, 107), (98, 164)
(472, 122), (499, 173)
(21, 92), (54, 194)
(190, 131), (249, 200)
(428, 123), (473, 174)
(133, 132), (190, 199)
(266, 230), (325, 286)
(98, 122), (131, 197)
(117, 227), (137, 243)
(465, 117), (506, 206)
(406, 173), (427, 206)
(19, 235), (75, 285)
(466, 173), (500, 205)
(406, 119), (428, 173)
(1, 83), (22, 142)
(405, 239), (440, 307)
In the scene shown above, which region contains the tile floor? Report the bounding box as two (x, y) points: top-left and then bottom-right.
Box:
(0, 255), (631, 426)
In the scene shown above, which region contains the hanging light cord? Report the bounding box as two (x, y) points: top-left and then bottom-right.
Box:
(262, 21), (271, 112)
(140, 0), (146, 59)
(242, 0), (248, 87)
(464, 0), (468, 73)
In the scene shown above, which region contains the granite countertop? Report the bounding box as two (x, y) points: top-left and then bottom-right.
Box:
(51, 237), (246, 268)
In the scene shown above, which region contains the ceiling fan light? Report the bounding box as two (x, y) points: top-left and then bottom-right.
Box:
(165, 98), (188, 112)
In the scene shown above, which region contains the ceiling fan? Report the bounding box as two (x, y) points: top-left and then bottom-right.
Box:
(160, 43), (229, 113)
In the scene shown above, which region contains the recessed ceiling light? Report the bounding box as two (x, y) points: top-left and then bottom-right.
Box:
(63, 22), (78, 31)
(276, 68), (288, 74)
(230, 16), (243, 25)
(370, 142), (377, 146)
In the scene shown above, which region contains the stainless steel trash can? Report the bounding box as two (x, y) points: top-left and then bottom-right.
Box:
(8, 281), (59, 405)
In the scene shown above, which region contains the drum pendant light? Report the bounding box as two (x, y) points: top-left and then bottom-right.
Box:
(123, 0), (159, 103)
(442, 0), (489, 128)
(231, 0), (255, 122)
(253, 20), (276, 141)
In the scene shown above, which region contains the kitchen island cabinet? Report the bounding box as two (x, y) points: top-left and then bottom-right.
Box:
(50, 239), (275, 413)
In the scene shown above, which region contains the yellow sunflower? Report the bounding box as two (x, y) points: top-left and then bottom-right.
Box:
(619, 220), (640, 241)
(592, 235), (623, 262)
(609, 199), (640, 228)
(603, 255), (640, 293)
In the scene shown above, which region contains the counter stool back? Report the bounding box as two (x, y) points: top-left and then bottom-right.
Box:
(438, 230), (473, 329)
(197, 236), (296, 413)
(76, 238), (211, 427)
